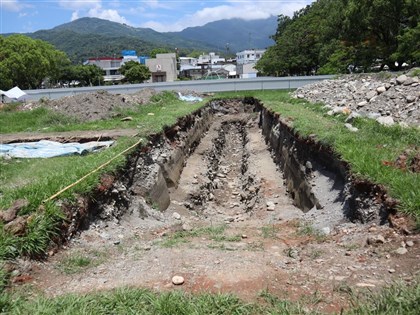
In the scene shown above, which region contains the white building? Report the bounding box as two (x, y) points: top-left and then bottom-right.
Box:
(84, 57), (123, 82)
(236, 49), (266, 65)
(198, 52), (225, 65)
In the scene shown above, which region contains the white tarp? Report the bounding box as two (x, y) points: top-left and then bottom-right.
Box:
(0, 86), (27, 101)
(0, 140), (114, 158)
(177, 92), (203, 102)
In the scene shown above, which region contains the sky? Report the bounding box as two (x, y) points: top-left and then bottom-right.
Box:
(0, 0), (313, 34)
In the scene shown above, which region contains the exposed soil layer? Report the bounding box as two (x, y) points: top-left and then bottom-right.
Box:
(10, 99), (419, 313)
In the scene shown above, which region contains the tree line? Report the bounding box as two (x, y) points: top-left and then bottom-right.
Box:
(0, 35), (153, 91)
(256, 0), (420, 76)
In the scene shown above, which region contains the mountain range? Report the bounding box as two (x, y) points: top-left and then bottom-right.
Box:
(22, 17), (277, 63)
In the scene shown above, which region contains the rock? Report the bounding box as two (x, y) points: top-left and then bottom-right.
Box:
(120, 116), (133, 121)
(356, 283), (376, 288)
(266, 201), (275, 211)
(147, 113), (155, 116)
(345, 123), (358, 132)
(346, 112), (362, 123)
(0, 199), (29, 223)
(394, 247), (408, 255)
(297, 94), (305, 99)
(357, 101), (368, 108)
(388, 268), (396, 273)
(320, 227), (331, 235)
(4, 215), (29, 236)
(366, 90), (377, 101)
(405, 240), (414, 247)
(376, 116), (395, 126)
(376, 86), (386, 94)
(172, 212), (181, 220)
(305, 161), (313, 170)
(403, 77), (414, 86)
(172, 275), (185, 285)
(396, 75), (408, 85)
(406, 95), (416, 103)
(367, 112), (381, 120)
(182, 223), (192, 231)
(367, 235), (385, 245)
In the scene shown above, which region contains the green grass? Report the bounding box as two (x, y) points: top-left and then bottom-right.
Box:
(159, 225), (241, 248)
(56, 250), (106, 275)
(1, 280), (418, 314)
(0, 91), (205, 134)
(0, 287), (310, 315)
(0, 91), (207, 261)
(296, 223), (327, 242)
(261, 225), (279, 239)
(347, 280), (420, 315)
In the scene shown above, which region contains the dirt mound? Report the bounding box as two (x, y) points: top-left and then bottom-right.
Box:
(27, 88), (160, 122)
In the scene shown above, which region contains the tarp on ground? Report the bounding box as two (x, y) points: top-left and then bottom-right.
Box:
(0, 86), (27, 101)
(0, 140), (114, 158)
(177, 92), (203, 102)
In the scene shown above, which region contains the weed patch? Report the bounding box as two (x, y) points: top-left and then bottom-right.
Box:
(159, 225), (241, 248)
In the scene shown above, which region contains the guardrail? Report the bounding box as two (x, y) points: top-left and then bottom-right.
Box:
(23, 75), (334, 101)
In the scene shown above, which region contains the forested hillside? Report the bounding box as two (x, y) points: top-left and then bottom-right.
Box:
(256, 0), (420, 76)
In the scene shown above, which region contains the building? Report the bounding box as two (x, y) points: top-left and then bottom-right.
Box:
(84, 57), (123, 82)
(235, 49), (266, 78)
(84, 50), (150, 83)
(236, 49), (266, 65)
(145, 53), (178, 83)
(179, 53), (236, 80)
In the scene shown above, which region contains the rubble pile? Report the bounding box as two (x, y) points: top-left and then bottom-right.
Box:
(293, 70), (420, 127)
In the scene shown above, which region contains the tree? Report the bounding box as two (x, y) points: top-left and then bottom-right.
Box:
(149, 48), (171, 58)
(119, 61), (151, 83)
(0, 34), (70, 90)
(256, 0), (419, 76)
(72, 64), (104, 86)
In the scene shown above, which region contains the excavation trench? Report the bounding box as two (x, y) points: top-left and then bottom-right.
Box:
(77, 97), (389, 234)
(23, 97), (417, 314)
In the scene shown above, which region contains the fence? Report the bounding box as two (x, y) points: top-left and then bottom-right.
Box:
(23, 75), (334, 101)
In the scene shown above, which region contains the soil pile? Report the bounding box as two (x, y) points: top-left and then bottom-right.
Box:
(25, 88), (160, 122)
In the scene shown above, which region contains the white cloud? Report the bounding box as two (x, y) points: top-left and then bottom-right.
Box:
(140, 0), (313, 32)
(71, 11), (79, 21)
(2, 0), (30, 12)
(87, 5), (128, 24)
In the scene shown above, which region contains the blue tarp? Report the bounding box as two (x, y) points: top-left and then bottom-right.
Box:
(0, 140), (114, 158)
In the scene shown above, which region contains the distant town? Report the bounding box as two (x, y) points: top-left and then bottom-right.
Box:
(85, 49), (266, 84)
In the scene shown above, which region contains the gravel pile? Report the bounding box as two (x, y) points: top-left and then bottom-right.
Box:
(293, 70), (420, 127)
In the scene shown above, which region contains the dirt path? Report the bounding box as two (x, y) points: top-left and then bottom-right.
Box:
(20, 112), (419, 313)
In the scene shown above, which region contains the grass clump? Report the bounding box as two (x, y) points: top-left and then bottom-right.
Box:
(56, 250), (105, 275)
(347, 280), (420, 315)
(160, 225), (241, 248)
(296, 223), (327, 242)
(261, 225), (278, 239)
